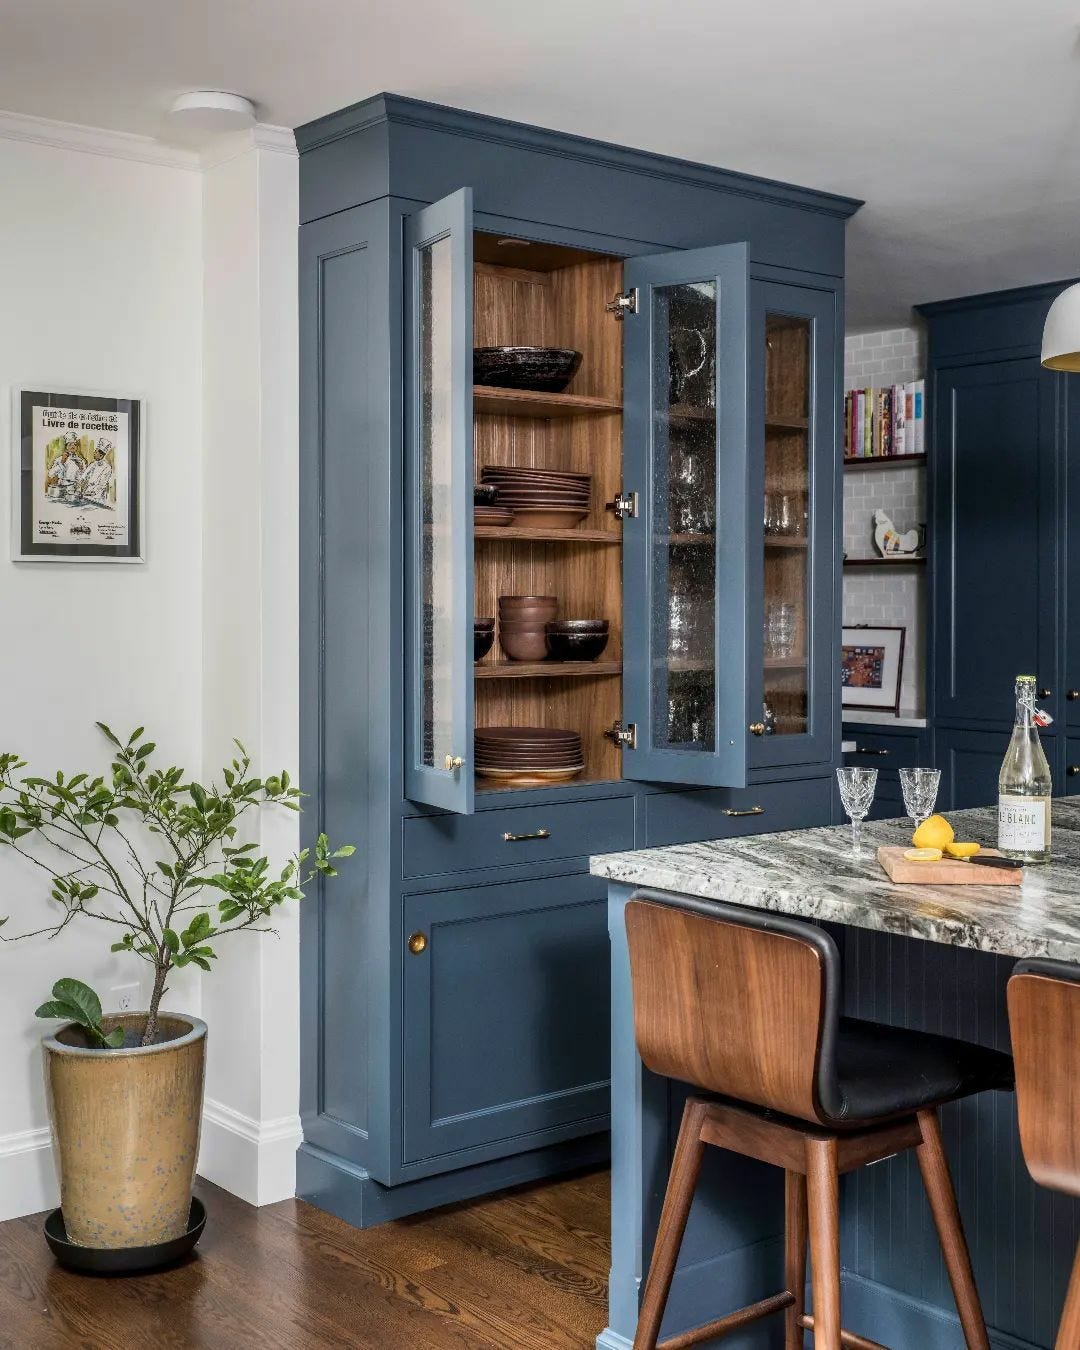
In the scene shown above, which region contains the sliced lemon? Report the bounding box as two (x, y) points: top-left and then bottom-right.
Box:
(945, 842), (981, 859)
(904, 847), (943, 862)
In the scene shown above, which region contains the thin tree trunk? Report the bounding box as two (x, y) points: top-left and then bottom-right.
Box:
(141, 962), (169, 1045)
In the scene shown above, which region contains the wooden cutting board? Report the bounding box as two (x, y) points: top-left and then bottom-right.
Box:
(877, 845), (1023, 886)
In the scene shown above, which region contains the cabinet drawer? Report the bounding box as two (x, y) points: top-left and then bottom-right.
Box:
(402, 795), (635, 879)
(643, 778), (833, 848)
(842, 729), (923, 768)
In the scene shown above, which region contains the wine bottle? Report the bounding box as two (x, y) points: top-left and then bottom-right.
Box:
(997, 674), (1052, 863)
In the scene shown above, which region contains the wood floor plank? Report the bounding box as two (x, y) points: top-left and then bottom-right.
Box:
(0, 1169), (611, 1350)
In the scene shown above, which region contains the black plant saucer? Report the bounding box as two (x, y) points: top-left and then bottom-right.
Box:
(44, 1198), (206, 1274)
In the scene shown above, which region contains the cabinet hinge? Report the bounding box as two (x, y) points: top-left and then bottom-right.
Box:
(605, 288), (638, 320)
(607, 490), (639, 520)
(604, 720), (637, 750)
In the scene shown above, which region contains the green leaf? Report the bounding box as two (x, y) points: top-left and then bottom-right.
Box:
(127, 726), (145, 746)
(96, 722), (121, 746)
(135, 743), (155, 760)
(163, 929), (180, 954)
(35, 999), (87, 1023)
(332, 845), (356, 858)
(51, 978), (102, 1029)
(103, 1027), (125, 1048)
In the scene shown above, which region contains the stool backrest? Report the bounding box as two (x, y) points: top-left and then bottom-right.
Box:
(1007, 958), (1080, 1198)
(624, 893), (838, 1124)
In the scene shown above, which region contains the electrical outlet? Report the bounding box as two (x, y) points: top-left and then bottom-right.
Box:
(111, 983), (141, 1014)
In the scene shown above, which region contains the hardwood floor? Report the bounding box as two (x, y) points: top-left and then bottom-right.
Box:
(0, 1170), (610, 1349)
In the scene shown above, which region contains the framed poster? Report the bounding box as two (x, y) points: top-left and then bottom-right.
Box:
(12, 389), (143, 562)
(841, 625), (906, 713)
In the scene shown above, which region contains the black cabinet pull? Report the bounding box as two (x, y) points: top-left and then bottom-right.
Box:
(854, 747), (890, 756)
(722, 806), (765, 817)
(503, 828), (551, 842)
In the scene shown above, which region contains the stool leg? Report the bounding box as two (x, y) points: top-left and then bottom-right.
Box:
(914, 1109), (990, 1350)
(634, 1098), (709, 1350)
(805, 1137), (841, 1350)
(1056, 1241), (1080, 1350)
(784, 1169), (808, 1349)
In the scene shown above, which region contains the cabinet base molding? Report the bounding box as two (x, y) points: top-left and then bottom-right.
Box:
(295, 1133), (609, 1230)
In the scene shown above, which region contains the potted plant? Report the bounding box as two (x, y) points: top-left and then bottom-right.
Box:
(0, 723), (352, 1267)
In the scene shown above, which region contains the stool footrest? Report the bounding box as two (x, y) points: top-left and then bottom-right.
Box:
(656, 1291), (795, 1348)
(799, 1313), (889, 1350)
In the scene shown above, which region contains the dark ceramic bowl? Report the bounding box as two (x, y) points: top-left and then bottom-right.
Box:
(474, 347), (583, 394)
(474, 629), (495, 662)
(545, 630), (610, 662)
(474, 483), (499, 506)
(545, 619), (609, 633)
(475, 617), (495, 629)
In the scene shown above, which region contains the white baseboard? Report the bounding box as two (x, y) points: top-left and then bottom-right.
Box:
(197, 1097), (302, 1207)
(0, 1125), (57, 1222)
(0, 1100), (302, 1221)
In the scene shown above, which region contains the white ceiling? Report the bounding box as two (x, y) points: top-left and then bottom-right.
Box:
(3, 0), (1080, 327)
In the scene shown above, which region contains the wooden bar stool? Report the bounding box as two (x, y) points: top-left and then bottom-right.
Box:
(1007, 959), (1080, 1349)
(625, 892), (1015, 1350)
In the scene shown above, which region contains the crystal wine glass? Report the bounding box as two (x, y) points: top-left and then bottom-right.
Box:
(899, 767), (941, 833)
(836, 767), (878, 856)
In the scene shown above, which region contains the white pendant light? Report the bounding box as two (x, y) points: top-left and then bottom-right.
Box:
(1042, 283), (1080, 371)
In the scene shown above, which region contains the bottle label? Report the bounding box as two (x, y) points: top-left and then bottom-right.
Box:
(998, 797), (1048, 851)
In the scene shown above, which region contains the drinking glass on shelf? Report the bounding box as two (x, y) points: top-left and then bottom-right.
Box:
(765, 601), (796, 659)
(899, 767), (941, 832)
(836, 767), (878, 856)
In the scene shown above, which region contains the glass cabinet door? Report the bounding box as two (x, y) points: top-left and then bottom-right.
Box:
(404, 189), (475, 813)
(749, 280), (837, 769)
(621, 243), (751, 787)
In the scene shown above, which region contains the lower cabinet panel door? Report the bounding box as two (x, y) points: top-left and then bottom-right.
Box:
(1064, 739), (1080, 794)
(939, 725), (1062, 810)
(402, 873), (610, 1166)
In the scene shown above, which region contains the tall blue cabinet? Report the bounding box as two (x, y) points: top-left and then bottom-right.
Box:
(918, 280), (1080, 810)
(296, 93), (859, 1227)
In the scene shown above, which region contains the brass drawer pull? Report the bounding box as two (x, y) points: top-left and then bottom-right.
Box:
(504, 828), (551, 842)
(1069, 766), (1080, 778)
(854, 747), (890, 756)
(407, 932), (428, 955)
(722, 806), (765, 817)
(1069, 689), (1080, 701)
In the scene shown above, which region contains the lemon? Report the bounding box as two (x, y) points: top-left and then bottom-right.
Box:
(912, 814), (954, 850)
(904, 847), (943, 862)
(945, 842), (980, 859)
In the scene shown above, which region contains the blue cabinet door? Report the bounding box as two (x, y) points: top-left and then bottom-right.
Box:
(937, 727), (1004, 810)
(403, 189), (476, 813)
(931, 357), (1059, 725)
(401, 873), (610, 1168)
(1065, 376), (1080, 729)
(620, 243), (752, 787)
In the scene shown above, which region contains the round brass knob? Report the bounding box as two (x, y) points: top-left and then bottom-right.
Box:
(749, 722), (766, 736)
(1040, 688), (1052, 699)
(1069, 766), (1080, 778)
(407, 932), (428, 955)
(443, 755), (464, 772)
(1068, 690), (1080, 701)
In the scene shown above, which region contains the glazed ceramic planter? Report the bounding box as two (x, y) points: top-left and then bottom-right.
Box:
(43, 1012), (206, 1248)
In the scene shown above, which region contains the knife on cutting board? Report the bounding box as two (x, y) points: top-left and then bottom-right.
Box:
(962, 854), (1025, 871)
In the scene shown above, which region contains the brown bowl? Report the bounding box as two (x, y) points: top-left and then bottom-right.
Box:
(499, 630), (549, 662)
(499, 595), (558, 609)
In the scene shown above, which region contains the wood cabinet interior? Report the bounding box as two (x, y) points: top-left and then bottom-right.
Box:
(473, 233), (625, 789)
(763, 315), (811, 736)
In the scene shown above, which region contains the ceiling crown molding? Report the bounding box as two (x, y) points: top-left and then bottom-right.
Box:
(199, 124), (298, 171)
(0, 107), (200, 169)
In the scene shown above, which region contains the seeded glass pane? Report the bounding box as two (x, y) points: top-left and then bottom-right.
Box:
(762, 314), (811, 737)
(650, 280), (717, 751)
(419, 238), (454, 769)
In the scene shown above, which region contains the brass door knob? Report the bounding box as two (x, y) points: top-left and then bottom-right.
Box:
(1069, 766), (1080, 778)
(749, 722), (766, 736)
(407, 932), (428, 954)
(1068, 690), (1080, 701)
(1040, 688), (1052, 699)
(443, 755), (464, 772)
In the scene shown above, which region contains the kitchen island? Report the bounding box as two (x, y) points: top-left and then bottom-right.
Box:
(592, 805), (1080, 1350)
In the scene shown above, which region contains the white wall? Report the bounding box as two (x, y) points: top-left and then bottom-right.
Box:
(843, 324), (927, 715)
(0, 116), (300, 1220)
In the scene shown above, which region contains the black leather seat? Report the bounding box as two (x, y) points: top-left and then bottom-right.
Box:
(828, 1016), (1015, 1126)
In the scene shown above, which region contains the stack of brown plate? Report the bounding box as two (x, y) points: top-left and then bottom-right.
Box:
(474, 727), (584, 786)
(480, 466), (591, 529)
(475, 504), (514, 527)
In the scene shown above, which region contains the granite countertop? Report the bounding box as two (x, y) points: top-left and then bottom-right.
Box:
(591, 803), (1080, 962)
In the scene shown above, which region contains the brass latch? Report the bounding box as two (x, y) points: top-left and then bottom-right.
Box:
(605, 288), (638, 320)
(604, 720), (637, 750)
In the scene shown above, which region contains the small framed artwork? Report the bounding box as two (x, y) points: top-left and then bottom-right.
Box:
(841, 625), (906, 713)
(12, 388), (144, 562)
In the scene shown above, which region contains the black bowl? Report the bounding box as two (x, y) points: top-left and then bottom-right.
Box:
(545, 619), (609, 634)
(545, 630), (610, 662)
(474, 483), (499, 505)
(474, 629), (495, 662)
(473, 347), (583, 394)
(44, 1198), (206, 1274)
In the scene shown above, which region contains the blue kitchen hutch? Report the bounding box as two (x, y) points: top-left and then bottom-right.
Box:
(295, 94), (859, 1227)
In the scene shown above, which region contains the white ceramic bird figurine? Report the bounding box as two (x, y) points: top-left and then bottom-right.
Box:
(873, 508), (921, 556)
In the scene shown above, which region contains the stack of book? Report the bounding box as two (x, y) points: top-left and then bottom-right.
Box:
(844, 380), (925, 459)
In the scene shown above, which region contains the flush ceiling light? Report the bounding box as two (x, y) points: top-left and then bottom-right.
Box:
(1041, 282), (1080, 371)
(167, 91), (257, 134)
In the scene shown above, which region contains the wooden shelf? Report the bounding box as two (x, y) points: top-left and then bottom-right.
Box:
(475, 525), (621, 544)
(843, 454), (927, 470)
(765, 536), (809, 550)
(843, 556), (927, 569)
(475, 660), (622, 680)
(473, 385), (622, 419)
(765, 414), (809, 430)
